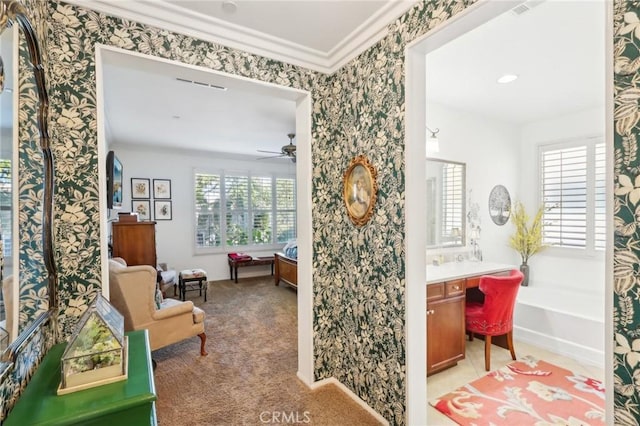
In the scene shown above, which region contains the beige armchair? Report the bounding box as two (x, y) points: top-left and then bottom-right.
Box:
(108, 257), (207, 356)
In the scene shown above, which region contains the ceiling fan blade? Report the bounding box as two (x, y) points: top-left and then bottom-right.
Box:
(257, 149), (283, 155)
(256, 154), (286, 160)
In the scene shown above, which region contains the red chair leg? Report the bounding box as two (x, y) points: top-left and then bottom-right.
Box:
(507, 330), (516, 360)
(484, 335), (492, 371)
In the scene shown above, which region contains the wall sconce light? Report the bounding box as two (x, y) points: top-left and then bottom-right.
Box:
(426, 126), (440, 153)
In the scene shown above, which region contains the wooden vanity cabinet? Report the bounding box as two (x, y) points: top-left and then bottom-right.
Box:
(426, 278), (465, 376)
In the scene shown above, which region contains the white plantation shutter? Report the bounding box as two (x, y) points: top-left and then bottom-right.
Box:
(541, 146), (587, 247)
(195, 173), (222, 247)
(540, 139), (605, 251)
(0, 159), (10, 259)
(594, 143), (606, 250)
(276, 177), (296, 243)
(251, 176), (272, 244)
(225, 175), (250, 246)
(441, 163), (463, 245)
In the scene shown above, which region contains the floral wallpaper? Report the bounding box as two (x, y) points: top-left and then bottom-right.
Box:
(613, 1), (640, 424)
(0, 0), (637, 424)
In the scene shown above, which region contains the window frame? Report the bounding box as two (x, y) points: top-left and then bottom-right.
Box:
(193, 168), (296, 254)
(537, 135), (605, 258)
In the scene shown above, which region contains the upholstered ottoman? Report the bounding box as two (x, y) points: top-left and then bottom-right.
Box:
(179, 269), (208, 301)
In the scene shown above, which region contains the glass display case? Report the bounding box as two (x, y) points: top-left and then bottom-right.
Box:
(58, 294), (128, 395)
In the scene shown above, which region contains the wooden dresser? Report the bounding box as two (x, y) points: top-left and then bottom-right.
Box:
(112, 221), (157, 267)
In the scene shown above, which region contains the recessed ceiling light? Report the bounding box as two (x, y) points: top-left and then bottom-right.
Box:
(497, 74), (518, 84)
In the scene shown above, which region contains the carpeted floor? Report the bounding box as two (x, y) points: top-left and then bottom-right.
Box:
(153, 276), (383, 425)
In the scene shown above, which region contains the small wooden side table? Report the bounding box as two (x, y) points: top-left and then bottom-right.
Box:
(5, 329), (157, 425)
(227, 255), (275, 283)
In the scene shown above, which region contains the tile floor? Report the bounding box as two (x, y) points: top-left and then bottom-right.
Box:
(426, 339), (605, 425)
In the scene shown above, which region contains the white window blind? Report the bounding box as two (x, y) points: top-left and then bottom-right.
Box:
(540, 140), (605, 251)
(195, 172), (296, 249)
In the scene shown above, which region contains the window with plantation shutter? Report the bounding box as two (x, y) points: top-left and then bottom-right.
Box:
(539, 138), (605, 251)
(441, 163), (464, 245)
(194, 171), (296, 250)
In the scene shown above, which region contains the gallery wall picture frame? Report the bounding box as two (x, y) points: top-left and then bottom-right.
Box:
(154, 200), (172, 221)
(131, 200), (151, 221)
(343, 154), (378, 226)
(131, 178), (150, 199)
(153, 179), (171, 199)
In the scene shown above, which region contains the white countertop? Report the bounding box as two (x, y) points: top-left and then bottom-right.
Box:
(426, 261), (516, 285)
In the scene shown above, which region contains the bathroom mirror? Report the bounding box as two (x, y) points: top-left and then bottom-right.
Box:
(0, 0), (57, 364)
(426, 158), (466, 248)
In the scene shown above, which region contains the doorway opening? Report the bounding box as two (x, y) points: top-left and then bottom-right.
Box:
(405, 1), (613, 424)
(95, 44), (314, 384)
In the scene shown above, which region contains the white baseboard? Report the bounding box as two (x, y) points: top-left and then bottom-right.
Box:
(298, 373), (389, 425)
(296, 370), (313, 387)
(514, 325), (604, 367)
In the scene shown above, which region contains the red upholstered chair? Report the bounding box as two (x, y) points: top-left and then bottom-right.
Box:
(465, 269), (524, 371)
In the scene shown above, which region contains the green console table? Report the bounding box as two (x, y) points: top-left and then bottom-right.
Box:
(5, 329), (157, 425)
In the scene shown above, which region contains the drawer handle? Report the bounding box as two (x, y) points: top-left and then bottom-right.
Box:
(426, 309), (435, 315)
(452, 285), (460, 291)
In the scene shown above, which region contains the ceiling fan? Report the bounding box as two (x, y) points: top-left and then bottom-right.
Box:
(257, 133), (296, 163)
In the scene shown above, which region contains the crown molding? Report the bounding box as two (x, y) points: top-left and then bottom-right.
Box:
(63, 0), (417, 74)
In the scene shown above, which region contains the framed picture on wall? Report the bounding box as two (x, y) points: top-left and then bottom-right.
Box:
(343, 155), (378, 226)
(131, 200), (151, 221)
(154, 200), (172, 220)
(153, 179), (171, 199)
(131, 178), (150, 199)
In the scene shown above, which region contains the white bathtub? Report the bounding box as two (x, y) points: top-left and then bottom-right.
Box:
(514, 285), (604, 367)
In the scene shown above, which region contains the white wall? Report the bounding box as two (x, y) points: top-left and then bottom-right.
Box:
(518, 107), (605, 296)
(426, 102), (521, 265)
(109, 143), (295, 281)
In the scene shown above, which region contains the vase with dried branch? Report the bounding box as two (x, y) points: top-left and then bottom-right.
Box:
(508, 201), (547, 286)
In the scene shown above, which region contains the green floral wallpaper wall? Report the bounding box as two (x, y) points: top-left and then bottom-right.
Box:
(613, 1), (640, 424)
(1, 0), (637, 424)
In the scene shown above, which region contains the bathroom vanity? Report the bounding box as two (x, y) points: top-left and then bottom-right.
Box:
(426, 261), (515, 375)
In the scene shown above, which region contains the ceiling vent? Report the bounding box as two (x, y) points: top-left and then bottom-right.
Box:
(511, 1), (543, 16)
(176, 77), (227, 91)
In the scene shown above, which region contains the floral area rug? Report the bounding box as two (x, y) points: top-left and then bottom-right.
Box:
(430, 356), (605, 425)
